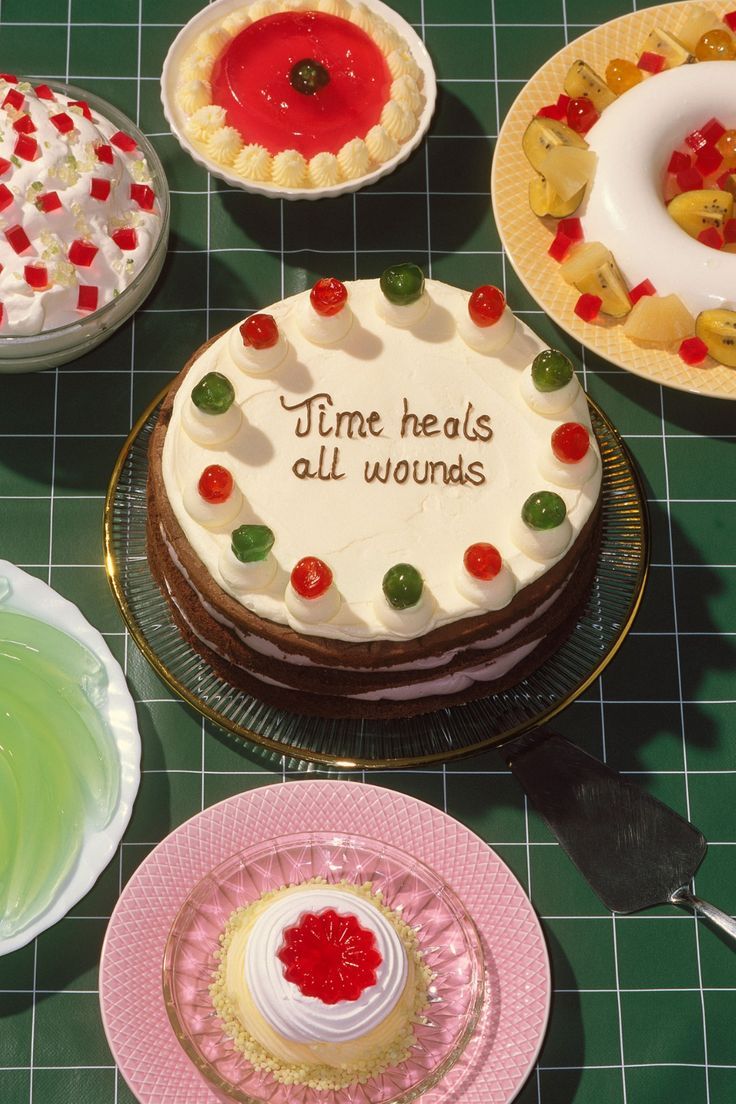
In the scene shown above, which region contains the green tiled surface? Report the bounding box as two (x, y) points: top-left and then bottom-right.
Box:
(0, 2), (734, 1103)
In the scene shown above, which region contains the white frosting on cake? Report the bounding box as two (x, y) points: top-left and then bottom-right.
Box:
(581, 62), (736, 315)
(161, 278), (601, 642)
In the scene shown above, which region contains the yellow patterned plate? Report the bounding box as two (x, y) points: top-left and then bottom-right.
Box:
(492, 1), (736, 401)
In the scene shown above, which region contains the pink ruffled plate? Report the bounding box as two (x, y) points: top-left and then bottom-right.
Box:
(100, 781), (551, 1103)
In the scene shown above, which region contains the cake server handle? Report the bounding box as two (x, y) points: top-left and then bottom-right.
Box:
(670, 885), (736, 942)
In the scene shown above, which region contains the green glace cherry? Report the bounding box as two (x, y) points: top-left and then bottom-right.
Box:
(290, 58), (330, 95)
(191, 371), (235, 415)
(231, 525), (275, 563)
(522, 491), (567, 530)
(531, 349), (574, 392)
(382, 563), (423, 609)
(380, 263), (425, 306)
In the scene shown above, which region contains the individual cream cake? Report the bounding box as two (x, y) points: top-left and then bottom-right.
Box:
(0, 76), (162, 334)
(210, 880), (430, 1089)
(147, 270), (603, 718)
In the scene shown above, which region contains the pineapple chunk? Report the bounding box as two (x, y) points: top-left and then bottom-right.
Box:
(695, 309), (736, 367)
(538, 145), (597, 202)
(667, 189), (733, 238)
(677, 4), (723, 52)
(640, 26), (694, 67)
(563, 60), (616, 111)
(559, 242), (630, 317)
(521, 116), (587, 174)
(528, 173), (586, 217)
(560, 242), (612, 285)
(623, 294), (694, 346)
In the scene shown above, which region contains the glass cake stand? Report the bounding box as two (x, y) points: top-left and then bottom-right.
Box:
(104, 389), (648, 768)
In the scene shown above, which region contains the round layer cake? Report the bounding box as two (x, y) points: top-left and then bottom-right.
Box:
(147, 271), (603, 718)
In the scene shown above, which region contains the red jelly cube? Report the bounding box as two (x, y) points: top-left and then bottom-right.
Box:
(724, 11), (736, 32)
(90, 177), (111, 201)
(679, 336), (709, 366)
(69, 99), (92, 120)
(5, 224), (31, 254)
(667, 150), (690, 174)
(558, 217), (584, 242)
(676, 166), (703, 192)
(574, 293), (602, 322)
(637, 51), (666, 73)
(685, 127), (708, 153)
(24, 263), (48, 289)
(111, 227), (138, 251)
(14, 133), (38, 161)
(130, 183), (155, 210)
(697, 227), (723, 249)
(50, 112), (74, 134)
(111, 130), (137, 152)
(548, 229), (575, 262)
(2, 87), (24, 112)
(537, 102), (566, 120)
(95, 143), (113, 164)
(37, 191), (62, 213)
(629, 279), (657, 304)
(701, 117), (726, 146)
(724, 219), (736, 243)
(0, 157), (10, 176)
(0, 74), (18, 83)
(0, 183), (12, 212)
(0, 304), (3, 325)
(77, 285), (99, 312)
(13, 114), (36, 134)
(695, 145), (723, 176)
(68, 238), (98, 267)
(34, 84), (55, 100)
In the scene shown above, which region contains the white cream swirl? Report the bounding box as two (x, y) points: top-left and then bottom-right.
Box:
(234, 144), (273, 182)
(381, 100), (416, 142)
(337, 137), (371, 180)
(206, 126), (242, 165)
(272, 149), (308, 188)
(186, 104), (225, 140)
(308, 151), (341, 187)
(178, 79), (211, 114)
(365, 124), (398, 164)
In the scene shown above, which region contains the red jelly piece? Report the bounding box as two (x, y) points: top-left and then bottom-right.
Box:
(95, 143), (114, 164)
(548, 229), (575, 262)
(697, 227), (723, 249)
(5, 224), (31, 254)
(566, 96), (599, 135)
(0, 183), (12, 212)
(574, 292), (602, 322)
(637, 51), (666, 73)
(77, 285), (99, 313)
(310, 276), (348, 316)
(679, 336), (709, 366)
(69, 99), (92, 121)
(695, 145), (723, 177)
(37, 191), (62, 213)
(2, 87), (24, 112)
(468, 285), (505, 326)
(676, 166), (703, 192)
(724, 218), (736, 243)
(24, 263), (48, 289)
(111, 130), (137, 152)
(558, 217), (583, 242)
(667, 150), (690, 174)
(537, 102), (566, 120)
(0, 157), (10, 176)
(14, 133), (38, 161)
(211, 11), (391, 158)
(90, 177), (111, 201)
(198, 464), (234, 504)
(724, 11), (736, 32)
(50, 112), (74, 134)
(111, 227), (138, 251)
(0, 74), (18, 83)
(34, 84), (55, 100)
(629, 278), (657, 304)
(551, 421), (590, 463)
(701, 117), (726, 146)
(13, 114), (36, 134)
(130, 182), (155, 210)
(68, 238), (99, 267)
(0, 304), (3, 325)
(463, 542), (502, 581)
(240, 313), (279, 349)
(290, 556), (333, 599)
(277, 908), (382, 1004)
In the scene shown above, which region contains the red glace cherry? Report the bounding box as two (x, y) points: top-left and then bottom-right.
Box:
(551, 422), (590, 464)
(240, 313), (279, 350)
(291, 556), (333, 599)
(310, 277), (348, 316)
(197, 464), (234, 504)
(464, 542), (502, 581)
(277, 909), (382, 1004)
(468, 285), (505, 327)
(566, 96), (599, 135)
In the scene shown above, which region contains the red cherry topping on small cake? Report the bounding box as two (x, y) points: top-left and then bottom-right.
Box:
(551, 422), (590, 464)
(463, 542), (502, 581)
(310, 277), (348, 317)
(277, 908), (382, 1004)
(198, 465), (234, 504)
(468, 285), (505, 327)
(291, 556), (333, 599)
(240, 313), (279, 350)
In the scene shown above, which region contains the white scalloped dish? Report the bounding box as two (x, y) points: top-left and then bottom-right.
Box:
(161, 0), (437, 200)
(0, 561), (141, 956)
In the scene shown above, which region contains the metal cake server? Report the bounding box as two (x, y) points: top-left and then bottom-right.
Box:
(501, 729), (736, 944)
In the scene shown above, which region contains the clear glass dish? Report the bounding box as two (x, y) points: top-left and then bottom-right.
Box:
(0, 80), (169, 374)
(162, 832), (485, 1104)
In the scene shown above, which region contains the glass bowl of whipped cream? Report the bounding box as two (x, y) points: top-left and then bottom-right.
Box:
(162, 832), (485, 1104)
(0, 77), (169, 373)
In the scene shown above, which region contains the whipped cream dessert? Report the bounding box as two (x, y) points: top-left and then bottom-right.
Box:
(0, 77), (162, 334)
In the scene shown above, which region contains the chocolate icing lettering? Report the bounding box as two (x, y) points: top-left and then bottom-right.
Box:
(364, 456), (486, 486)
(292, 445), (345, 481)
(400, 398), (493, 442)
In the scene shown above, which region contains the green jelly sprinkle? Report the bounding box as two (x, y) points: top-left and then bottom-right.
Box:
(382, 563), (423, 610)
(191, 371), (235, 415)
(522, 491), (567, 531)
(231, 525), (274, 564)
(531, 348), (574, 392)
(380, 263), (425, 306)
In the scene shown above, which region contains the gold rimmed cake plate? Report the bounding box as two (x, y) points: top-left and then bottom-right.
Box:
(492, 1), (736, 401)
(103, 386), (648, 769)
